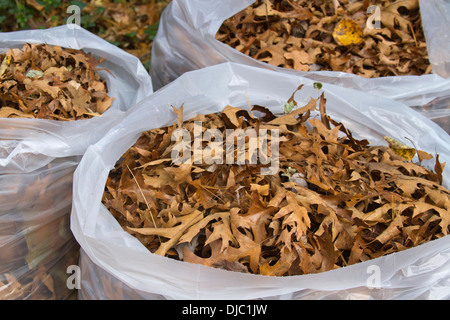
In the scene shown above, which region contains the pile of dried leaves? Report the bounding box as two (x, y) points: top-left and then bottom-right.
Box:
(103, 87), (449, 276)
(216, 0), (431, 78)
(0, 43), (114, 120)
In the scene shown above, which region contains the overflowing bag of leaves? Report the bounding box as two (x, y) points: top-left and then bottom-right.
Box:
(0, 43), (114, 120)
(0, 25), (152, 299)
(71, 63), (450, 299)
(216, 0), (431, 77)
(150, 0), (450, 133)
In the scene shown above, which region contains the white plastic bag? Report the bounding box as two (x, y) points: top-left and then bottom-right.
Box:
(71, 63), (450, 300)
(150, 0), (450, 132)
(0, 25), (152, 299)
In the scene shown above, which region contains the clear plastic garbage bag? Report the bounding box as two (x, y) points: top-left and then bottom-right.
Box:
(0, 25), (153, 299)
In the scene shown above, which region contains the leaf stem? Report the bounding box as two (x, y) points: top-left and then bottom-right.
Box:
(127, 164), (162, 243)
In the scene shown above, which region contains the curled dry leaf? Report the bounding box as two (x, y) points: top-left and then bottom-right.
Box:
(0, 43), (114, 120)
(103, 86), (450, 276)
(216, 0), (431, 78)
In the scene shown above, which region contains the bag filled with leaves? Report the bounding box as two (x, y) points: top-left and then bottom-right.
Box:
(0, 25), (152, 299)
(150, 0), (450, 133)
(71, 62), (450, 299)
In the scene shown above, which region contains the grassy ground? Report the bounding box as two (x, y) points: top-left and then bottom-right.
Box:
(0, 0), (171, 70)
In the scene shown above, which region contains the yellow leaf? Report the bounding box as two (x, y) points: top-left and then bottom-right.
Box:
(0, 54), (11, 77)
(332, 18), (364, 46)
(384, 136), (416, 161)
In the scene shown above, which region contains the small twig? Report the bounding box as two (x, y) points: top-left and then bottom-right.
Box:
(94, 67), (116, 78)
(199, 184), (226, 204)
(242, 36), (255, 55)
(338, 251), (348, 266)
(127, 164), (161, 243)
(408, 22), (418, 47)
(245, 91), (255, 118)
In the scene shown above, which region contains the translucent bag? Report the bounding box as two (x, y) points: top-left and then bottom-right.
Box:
(0, 157), (80, 299)
(71, 63), (450, 300)
(0, 25), (153, 299)
(150, 0), (450, 133)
